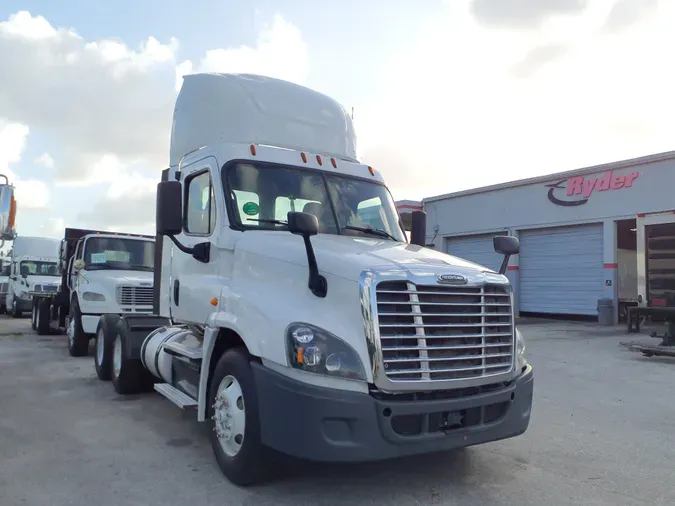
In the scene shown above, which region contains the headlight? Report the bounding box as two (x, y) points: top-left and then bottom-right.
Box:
(82, 291), (106, 302)
(515, 327), (527, 369)
(286, 323), (366, 381)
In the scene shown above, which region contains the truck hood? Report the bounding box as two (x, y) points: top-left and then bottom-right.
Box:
(236, 232), (501, 282)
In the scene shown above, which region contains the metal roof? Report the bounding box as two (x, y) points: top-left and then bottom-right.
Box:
(423, 149), (675, 204)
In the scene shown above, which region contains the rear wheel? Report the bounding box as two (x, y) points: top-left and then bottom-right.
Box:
(110, 322), (149, 394)
(67, 299), (89, 357)
(208, 347), (269, 486)
(94, 315), (120, 381)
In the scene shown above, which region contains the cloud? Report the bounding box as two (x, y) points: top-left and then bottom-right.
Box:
(37, 217), (65, 239)
(0, 11), (307, 192)
(175, 14), (309, 91)
(358, 1), (674, 198)
(603, 0), (659, 33)
(469, 0), (589, 29)
(34, 153), (54, 169)
(511, 43), (568, 78)
(0, 120), (50, 209)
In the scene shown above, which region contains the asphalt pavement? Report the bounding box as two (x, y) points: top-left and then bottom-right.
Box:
(1, 316), (674, 506)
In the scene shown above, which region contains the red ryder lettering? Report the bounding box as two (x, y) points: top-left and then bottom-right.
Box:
(566, 171), (639, 198)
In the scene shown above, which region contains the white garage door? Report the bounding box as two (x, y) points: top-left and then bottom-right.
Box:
(519, 224), (604, 316)
(446, 233), (506, 272)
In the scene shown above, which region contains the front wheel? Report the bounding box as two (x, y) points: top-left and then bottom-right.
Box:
(36, 299), (51, 335)
(11, 299), (22, 318)
(67, 300), (89, 357)
(208, 347), (269, 486)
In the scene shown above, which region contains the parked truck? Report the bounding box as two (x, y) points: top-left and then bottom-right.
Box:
(95, 73), (533, 486)
(30, 228), (155, 361)
(6, 235), (61, 318)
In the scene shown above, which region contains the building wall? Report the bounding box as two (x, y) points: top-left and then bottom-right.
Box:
(423, 155), (675, 241)
(421, 152), (675, 320)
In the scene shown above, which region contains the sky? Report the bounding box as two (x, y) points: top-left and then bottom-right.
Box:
(0, 0), (672, 238)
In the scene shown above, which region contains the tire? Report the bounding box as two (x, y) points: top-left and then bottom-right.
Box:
(67, 299), (89, 357)
(36, 299), (51, 335)
(12, 299), (22, 318)
(31, 301), (37, 330)
(208, 347), (269, 486)
(110, 320), (148, 394)
(94, 315), (120, 381)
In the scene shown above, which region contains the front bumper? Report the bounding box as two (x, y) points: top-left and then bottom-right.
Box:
(15, 297), (33, 312)
(253, 363), (534, 462)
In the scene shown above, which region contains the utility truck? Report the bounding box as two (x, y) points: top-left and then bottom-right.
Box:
(97, 73), (534, 486)
(6, 235), (60, 318)
(30, 228), (155, 361)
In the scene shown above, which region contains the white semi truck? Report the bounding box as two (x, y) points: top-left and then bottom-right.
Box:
(95, 73), (534, 486)
(30, 228), (155, 363)
(6, 235), (61, 317)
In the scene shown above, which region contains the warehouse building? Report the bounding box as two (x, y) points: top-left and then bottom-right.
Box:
(397, 150), (675, 322)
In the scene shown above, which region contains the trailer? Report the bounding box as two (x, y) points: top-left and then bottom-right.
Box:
(626, 212), (675, 351)
(93, 73), (533, 486)
(30, 228), (155, 363)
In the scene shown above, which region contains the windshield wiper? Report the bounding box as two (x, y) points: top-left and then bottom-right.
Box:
(247, 218), (288, 226)
(344, 225), (398, 241)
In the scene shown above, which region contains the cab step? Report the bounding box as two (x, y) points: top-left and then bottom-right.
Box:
(162, 340), (203, 360)
(154, 383), (198, 409)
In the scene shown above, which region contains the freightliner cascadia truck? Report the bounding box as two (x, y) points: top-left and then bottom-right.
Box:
(95, 73), (534, 486)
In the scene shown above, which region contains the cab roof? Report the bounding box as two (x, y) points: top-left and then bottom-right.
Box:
(170, 73), (358, 168)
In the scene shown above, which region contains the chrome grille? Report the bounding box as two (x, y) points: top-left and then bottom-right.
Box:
(376, 281), (514, 382)
(116, 285), (153, 307)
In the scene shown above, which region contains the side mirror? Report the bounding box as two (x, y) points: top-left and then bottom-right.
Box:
(156, 180), (183, 236)
(494, 235), (519, 275)
(288, 211), (319, 237)
(410, 210), (427, 247)
(287, 211), (326, 298)
(73, 259), (85, 271)
(0, 176), (17, 242)
(493, 235), (519, 256)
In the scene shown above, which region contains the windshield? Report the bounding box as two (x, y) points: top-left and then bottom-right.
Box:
(20, 261), (58, 277)
(83, 237), (155, 271)
(226, 163), (407, 242)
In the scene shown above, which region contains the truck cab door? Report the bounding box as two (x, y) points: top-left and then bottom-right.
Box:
(169, 158), (221, 325)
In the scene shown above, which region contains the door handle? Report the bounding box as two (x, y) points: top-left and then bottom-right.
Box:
(173, 279), (180, 306)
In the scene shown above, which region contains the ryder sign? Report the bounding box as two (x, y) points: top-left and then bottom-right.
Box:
(546, 170), (639, 207)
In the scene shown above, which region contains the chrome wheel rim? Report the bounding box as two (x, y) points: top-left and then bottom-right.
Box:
(212, 375), (245, 457)
(113, 336), (122, 378)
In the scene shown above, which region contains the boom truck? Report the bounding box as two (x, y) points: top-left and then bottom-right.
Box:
(30, 228), (155, 361)
(95, 73), (534, 486)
